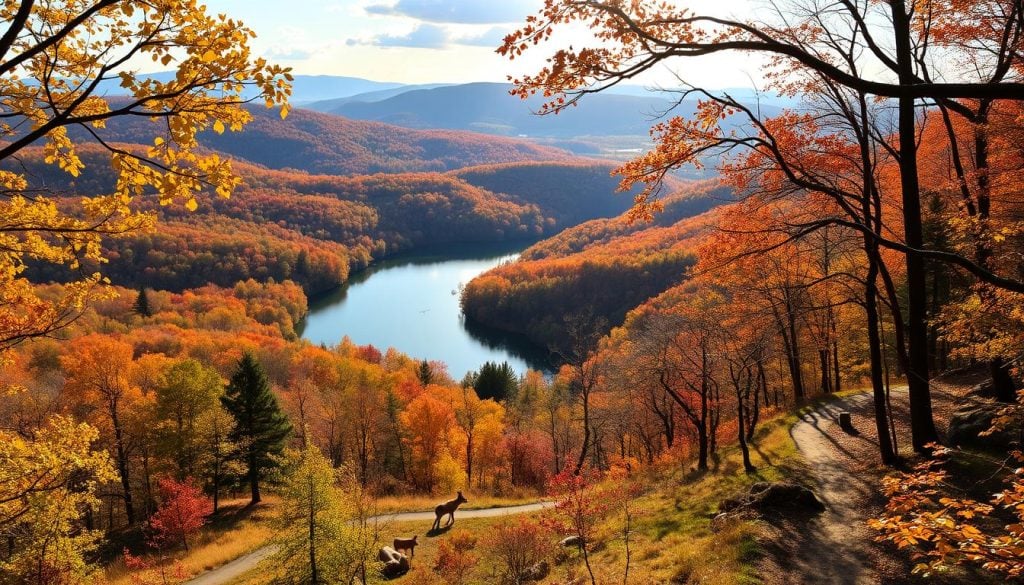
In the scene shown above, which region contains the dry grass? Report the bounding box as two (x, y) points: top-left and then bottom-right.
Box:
(116, 411), (810, 584)
(102, 497), (279, 585)
(577, 413), (805, 585)
(229, 516), (512, 585)
(227, 413), (805, 585)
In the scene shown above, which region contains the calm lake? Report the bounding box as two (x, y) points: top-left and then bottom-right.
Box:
(297, 241), (555, 379)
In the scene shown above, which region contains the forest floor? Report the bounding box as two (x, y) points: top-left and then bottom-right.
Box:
(759, 373), (1000, 585)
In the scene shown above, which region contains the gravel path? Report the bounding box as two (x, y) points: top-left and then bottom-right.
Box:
(185, 502), (554, 585)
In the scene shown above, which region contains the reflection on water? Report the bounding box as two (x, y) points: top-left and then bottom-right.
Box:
(297, 241), (557, 378)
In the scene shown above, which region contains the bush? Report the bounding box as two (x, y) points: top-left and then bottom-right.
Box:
(485, 518), (552, 585)
(433, 530), (479, 585)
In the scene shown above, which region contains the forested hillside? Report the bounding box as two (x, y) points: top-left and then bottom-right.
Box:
(461, 182), (727, 349)
(64, 104), (571, 175)
(13, 123), (677, 294)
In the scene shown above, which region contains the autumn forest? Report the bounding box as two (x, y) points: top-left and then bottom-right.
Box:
(4, 1), (1024, 585)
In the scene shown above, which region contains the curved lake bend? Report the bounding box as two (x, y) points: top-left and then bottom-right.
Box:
(297, 242), (555, 379)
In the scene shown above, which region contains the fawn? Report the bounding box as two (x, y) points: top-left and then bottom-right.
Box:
(392, 535), (418, 558)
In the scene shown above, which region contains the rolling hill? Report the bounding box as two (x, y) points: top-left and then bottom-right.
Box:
(460, 181), (730, 350)
(311, 82), (678, 138)
(306, 83), (784, 167)
(15, 109), (723, 295)
(66, 105), (571, 176)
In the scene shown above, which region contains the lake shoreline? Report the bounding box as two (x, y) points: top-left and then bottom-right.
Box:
(296, 239), (555, 377)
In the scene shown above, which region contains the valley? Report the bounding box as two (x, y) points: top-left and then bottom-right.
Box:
(4, 3), (1024, 585)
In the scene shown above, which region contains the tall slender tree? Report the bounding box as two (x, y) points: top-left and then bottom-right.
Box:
(134, 286), (152, 318)
(221, 353), (291, 504)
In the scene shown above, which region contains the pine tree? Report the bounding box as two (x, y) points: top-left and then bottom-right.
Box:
(221, 353), (291, 504)
(134, 285), (152, 317)
(417, 360), (433, 386)
(295, 249), (310, 277)
(473, 361), (518, 401)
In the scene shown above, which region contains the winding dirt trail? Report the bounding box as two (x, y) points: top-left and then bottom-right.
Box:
(785, 391), (898, 584)
(185, 502), (554, 585)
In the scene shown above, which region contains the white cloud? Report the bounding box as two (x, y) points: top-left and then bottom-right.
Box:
(374, 23), (448, 48)
(457, 26), (510, 48)
(365, 0), (538, 24)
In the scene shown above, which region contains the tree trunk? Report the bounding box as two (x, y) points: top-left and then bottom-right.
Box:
(696, 420), (709, 472)
(819, 349), (831, 394)
(574, 387), (591, 475)
(772, 305), (804, 401)
(698, 353), (710, 470)
(465, 433), (474, 487)
(785, 294), (806, 400)
(865, 249), (897, 464)
(734, 368), (755, 473)
(212, 466), (221, 514)
(250, 455), (261, 504)
(892, 0), (939, 452)
(832, 338), (841, 393)
(309, 474), (318, 584)
(991, 357), (1017, 403)
(747, 364), (763, 442)
(110, 400), (135, 525)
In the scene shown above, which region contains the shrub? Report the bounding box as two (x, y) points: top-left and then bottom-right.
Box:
(433, 529), (479, 585)
(485, 518), (552, 585)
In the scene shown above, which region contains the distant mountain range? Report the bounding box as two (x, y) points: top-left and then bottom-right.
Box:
(89, 74), (789, 160)
(306, 82), (678, 139)
(90, 72), (405, 104)
(58, 104), (569, 176)
(302, 81), (786, 167)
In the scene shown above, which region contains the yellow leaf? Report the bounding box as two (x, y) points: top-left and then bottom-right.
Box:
(213, 120), (225, 134)
(201, 50), (217, 63)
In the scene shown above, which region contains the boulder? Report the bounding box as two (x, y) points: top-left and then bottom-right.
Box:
(947, 398), (1017, 449)
(719, 482), (824, 516)
(377, 546), (409, 579)
(560, 535), (584, 548)
(522, 560), (550, 581)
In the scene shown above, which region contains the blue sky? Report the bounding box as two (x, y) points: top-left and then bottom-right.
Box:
(202, 0), (763, 87)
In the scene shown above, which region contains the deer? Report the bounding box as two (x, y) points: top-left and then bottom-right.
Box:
(392, 535), (418, 558)
(431, 491), (468, 531)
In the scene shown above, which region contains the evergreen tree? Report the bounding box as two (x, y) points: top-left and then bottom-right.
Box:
(417, 360), (433, 386)
(221, 353), (291, 504)
(133, 285), (152, 317)
(295, 249), (310, 277)
(473, 361), (518, 401)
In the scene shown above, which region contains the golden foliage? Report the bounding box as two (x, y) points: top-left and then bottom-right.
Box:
(0, 0), (291, 352)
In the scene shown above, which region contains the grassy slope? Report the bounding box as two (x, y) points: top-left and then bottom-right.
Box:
(102, 497), (279, 585)
(223, 410), (811, 585)
(108, 395), (863, 584)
